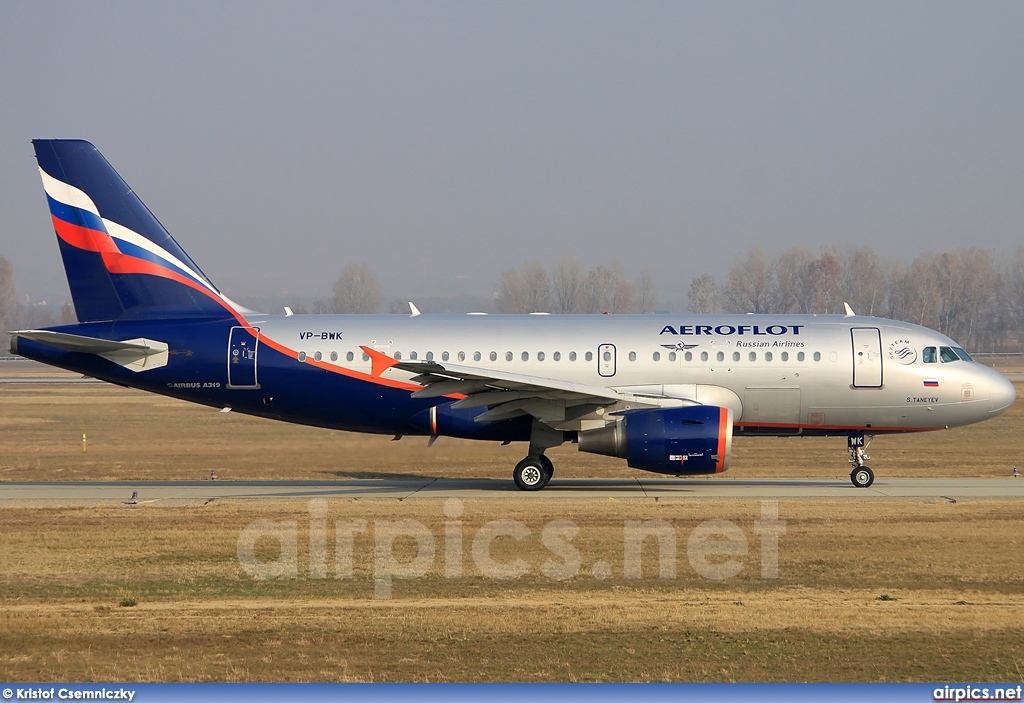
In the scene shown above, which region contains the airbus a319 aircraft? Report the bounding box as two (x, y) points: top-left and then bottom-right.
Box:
(12, 140), (1017, 490)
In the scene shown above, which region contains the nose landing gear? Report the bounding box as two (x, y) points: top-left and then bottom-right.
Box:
(848, 433), (875, 488)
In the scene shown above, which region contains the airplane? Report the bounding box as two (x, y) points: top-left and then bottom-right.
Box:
(10, 140), (1017, 490)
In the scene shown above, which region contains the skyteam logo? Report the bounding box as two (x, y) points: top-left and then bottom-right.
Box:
(887, 340), (918, 365)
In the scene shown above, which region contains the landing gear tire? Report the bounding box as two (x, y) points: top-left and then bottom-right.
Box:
(514, 458), (548, 491)
(538, 455), (554, 485)
(850, 467), (875, 488)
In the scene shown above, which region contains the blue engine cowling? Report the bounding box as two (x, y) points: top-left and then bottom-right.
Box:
(408, 402), (533, 442)
(577, 405), (733, 475)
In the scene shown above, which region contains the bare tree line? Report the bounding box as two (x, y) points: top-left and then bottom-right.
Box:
(689, 246), (1024, 351)
(299, 263), (384, 314)
(7, 243), (1024, 352)
(0, 256), (15, 352)
(0, 255), (76, 353)
(310, 259), (658, 315)
(497, 259), (657, 314)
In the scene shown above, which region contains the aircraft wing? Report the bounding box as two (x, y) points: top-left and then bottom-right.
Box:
(361, 346), (688, 425)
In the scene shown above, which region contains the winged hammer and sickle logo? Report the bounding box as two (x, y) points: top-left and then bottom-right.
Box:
(661, 342), (699, 352)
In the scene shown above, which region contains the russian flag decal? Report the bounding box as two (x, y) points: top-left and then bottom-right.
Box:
(923, 379), (939, 387)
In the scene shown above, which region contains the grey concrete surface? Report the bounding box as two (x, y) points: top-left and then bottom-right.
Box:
(2, 477), (1022, 505)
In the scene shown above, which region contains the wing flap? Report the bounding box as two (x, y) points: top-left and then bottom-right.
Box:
(356, 346), (690, 431)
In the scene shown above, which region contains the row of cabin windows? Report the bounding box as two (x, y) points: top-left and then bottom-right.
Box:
(295, 349), (823, 364)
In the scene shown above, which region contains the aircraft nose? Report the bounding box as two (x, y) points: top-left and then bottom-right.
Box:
(988, 369), (1017, 416)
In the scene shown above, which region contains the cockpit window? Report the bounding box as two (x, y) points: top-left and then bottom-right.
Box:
(953, 347), (972, 361)
(939, 346), (959, 363)
(923, 346), (937, 363)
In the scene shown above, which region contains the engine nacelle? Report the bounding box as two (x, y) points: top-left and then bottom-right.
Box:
(578, 405), (733, 475)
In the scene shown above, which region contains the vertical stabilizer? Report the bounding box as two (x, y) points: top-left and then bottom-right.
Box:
(34, 139), (237, 322)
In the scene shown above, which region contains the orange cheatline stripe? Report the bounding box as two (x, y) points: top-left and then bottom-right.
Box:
(716, 407), (728, 472)
(360, 345), (401, 378)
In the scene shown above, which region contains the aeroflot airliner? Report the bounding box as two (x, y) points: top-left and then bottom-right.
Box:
(12, 140), (1017, 490)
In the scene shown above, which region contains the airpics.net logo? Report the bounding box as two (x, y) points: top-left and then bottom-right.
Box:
(236, 499), (786, 598)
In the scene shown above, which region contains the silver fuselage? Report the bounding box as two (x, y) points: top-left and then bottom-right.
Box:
(245, 313), (1016, 435)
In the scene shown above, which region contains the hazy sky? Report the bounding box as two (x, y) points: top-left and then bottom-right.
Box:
(2, 1), (1022, 309)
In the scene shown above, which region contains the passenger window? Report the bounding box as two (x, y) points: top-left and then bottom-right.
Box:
(473, 351), (480, 361)
(490, 352), (497, 362)
(314, 351), (322, 362)
(732, 351), (740, 362)
(441, 351), (449, 361)
(765, 352), (773, 362)
(683, 351), (691, 361)
(653, 351), (660, 362)
(700, 351), (709, 362)
(717, 351), (725, 362)
(670, 352), (678, 362)
(426, 351), (434, 361)
(537, 351), (545, 361)
(569, 352), (577, 361)
(628, 351), (636, 361)
(923, 347), (937, 363)
(813, 352), (821, 362)
(346, 351), (354, 362)
(458, 351), (465, 361)
(522, 351), (529, 361)
(330, 351), (338, 362)
(361, 353), (369, 362)
(505, 352), (513, 361)
(393, 351), (401, 360)
(781, 352), (788, 361)
(553, 352), (561, 361)
(940, 346), (958, 363)
(585, 352), (594, 362)
(410, 351), (418, 360)
(797, 352), (805, 362)
(298, 351), (307, 362)
(749, 352), (756, 362)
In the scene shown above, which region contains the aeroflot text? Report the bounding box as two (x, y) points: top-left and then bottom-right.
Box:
(10, 689), (135, 701)
(659, 325), (804, 336)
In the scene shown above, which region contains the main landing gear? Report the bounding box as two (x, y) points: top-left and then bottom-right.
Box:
(848, 433), (875, 488)
(513, 421), (562, 491)
(513, 455), (554, 491)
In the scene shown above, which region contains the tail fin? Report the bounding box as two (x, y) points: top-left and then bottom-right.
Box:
(34, 139), (241, 322)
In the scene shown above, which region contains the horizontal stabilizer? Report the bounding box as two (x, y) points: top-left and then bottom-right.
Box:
(11, 330), (169, 372)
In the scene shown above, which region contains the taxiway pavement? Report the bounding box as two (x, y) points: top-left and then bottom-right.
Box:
(1, 477), (1022, 504)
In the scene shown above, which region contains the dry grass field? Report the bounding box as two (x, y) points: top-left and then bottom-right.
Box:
(1, 359), (1023, 682)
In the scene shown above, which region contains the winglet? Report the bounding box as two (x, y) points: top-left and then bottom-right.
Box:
(843, 302), (856, 317)
(360, 345), (400, 378)
(409, 302), (421, 317)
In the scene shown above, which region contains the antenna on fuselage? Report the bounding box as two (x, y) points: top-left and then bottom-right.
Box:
(409, 302), (421, 317)
(843, 302), (856, 317)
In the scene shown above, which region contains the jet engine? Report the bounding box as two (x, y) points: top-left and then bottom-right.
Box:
(578, 405), (733, 475)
